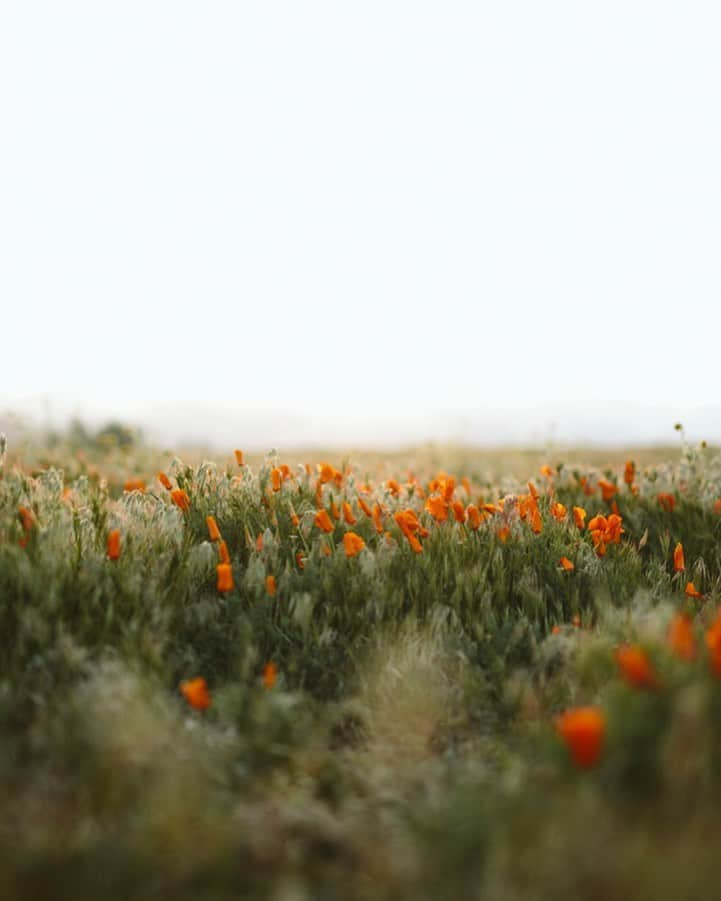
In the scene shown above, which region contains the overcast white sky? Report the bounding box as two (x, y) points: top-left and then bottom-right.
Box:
(2, 3), (720, 447)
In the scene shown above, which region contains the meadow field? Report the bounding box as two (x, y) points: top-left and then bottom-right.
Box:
(2, 429), (721, 899)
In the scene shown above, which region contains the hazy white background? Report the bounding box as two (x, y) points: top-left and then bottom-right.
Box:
(2, 2), (720, 448)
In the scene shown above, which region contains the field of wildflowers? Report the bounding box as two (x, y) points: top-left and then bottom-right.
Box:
(3, 430), (721, 899)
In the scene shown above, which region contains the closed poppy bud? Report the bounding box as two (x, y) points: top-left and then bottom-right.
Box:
(530, 507), (543, 534)
(668, 612), (695, 662)
(556, 706), (605, 769)
(170, 489), (190, 512)
(206, 516), (221, 542)
(372, 504), (384, 534)
(18, 506), (34, 533)
(234, 449), (244, 466)
(497, 526), (511, 543)
(685, 581), (702, 599)
(358, 496), (373, 518)
(218, 540), (230, 565)
(331, 500), (340, 521)
(343, 501), (357, 525)
(270, 468), (282, 492)
(559, 556), (574, 571)
(452, 500), (466, 523)
(265, 574), (276, 597)
(343, 531), (366, 557)
(466, 504), (482, 530)
(615, 645), (658, 690)
(216, 563), (234, 593)
(263, 661), (277, 690)
(157, 472), (173, 491)
(106, 529), (121, 560)
(180, 677), (211, 711)
(673, 542), (685, 573)
(624, 460), (635, 486)
(315, 509), (334, 533)
(657, 492), (676, 513)
(713, 499), (721, 515)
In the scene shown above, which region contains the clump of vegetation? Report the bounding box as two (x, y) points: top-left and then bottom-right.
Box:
(2, 431), (721, 899)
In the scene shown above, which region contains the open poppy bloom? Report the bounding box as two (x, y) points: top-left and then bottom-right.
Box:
(551, 502), (567, 522)
(573, 506), (587, 529)
(668, 612), (695, 662)
(556, 706), (605, 769)
(170, 489), (190, 512)
(106, 529), (121, 560)
(394, 509), (424, 553)
(180, 677), (211, 711)
(314, 509), (334, 533)
(343, 531), (366, 557)
(216, 563), (234, 593)
(425, 495), (449, 523)
(466, 504), (483, 530)
(673, 542), (685, 573)
(615, 644), (659, 690)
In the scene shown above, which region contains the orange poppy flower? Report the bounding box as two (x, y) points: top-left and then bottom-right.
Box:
(555, 706), (605, 769)
(106, 529), (121, 560)
(218, 540), (230, 565)
(425, 495), (448, 523)
(657, 492), (676, 513)
(551, 502), (567, 522)
(180, 677), (211, 711)
(461, 476), (471, 496)
(280, 464), (291, 481)
(321, 541), (332, 557)
(530, 506), (543, 534)
(705, 611), (721, 676)
(386, 478), (401, 497)
(263, 661), (278, 690)
(358, 496), (373, 518)
(713, 499), (721, 515)
(216, 563), (234, 593)
(668, 612), (695, 662)
(256, 533), (264, 552)
(206, 516), (221, 542)
(559, 556), (574, 572)
(598, 479), (617, 502)
(573, 506), (587, 529)
(624, 460), (635, 486)
(673, 542), (685, 573)
(452, 500), (466, 524)
(343, 501), (357, 525)
(331, 500), (340, 521)
(528, 481), (539, 500)
(270, 468), (282, 492)
(123, 478), (146, 493)
(343, 531), (366, 557)
(296, 552), (306, 569)
(234, 449), (244, 466)
(18, 506), (34, 533)
(372, 503), (384, 534)
(466, 504), (482, 530)
(157, 471), (173, 491)
(318, 462), (337, 485)
(394, 509), (424, 553)
(170, 489), (190, 512)
(685, 581), (702, 599)
(483, 503), (501, 515)
(315, 509), (334, 533)
(265, 575), (276, 596)
(540, 464), (554, 479)
(615, 645), (658, 690)
(289, 504), (300, 528)
(497, 525), (511, 543)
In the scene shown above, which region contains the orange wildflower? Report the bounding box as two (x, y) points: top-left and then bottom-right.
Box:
(321, 541), (332, 557)
(343, 531), (366, 557)
(331, 500), (340, 521)
(217, 563), (234, 593)
(673, 542), (685, 573)
(657, 492), (676, 513)
(573, 506), (587, 529)
(170, 489), (190, 512)
(551, 502), (567, 522)
(394, 509), (424, 553)
(318, 462), (336, 484)
(668, 612), (695, 662)
(265, 575), (277, 597)
(206, 516), (221, 542)
(598, 479), (617, 502)
(624, 460), (635, 486)
(530, 506), (543, 534)
(466, 504), (482, 530)
(157, 471), (173, 491)
(295, 552), (306, 569)
(387, 478), (401, 497)
(218, 540), (230, 565)
(425, 495), (449, 523)
(18, 506), (34, 533)
(461, 476), (471, 496)
(540, 464), (554, 479)
(234, 449), (244, 466)
(106, 529), (121, 560)
(358, 496), (373, 518)
(263, 661), (277, 690)
(280, 464), (291, 481)
(705, 611), (721, 676)
(483, 503), (501, 515)
(452, 500), (466, 524)
(559, 556), (574, 572)
(685, 581), (702, 599)
(528, 481), (539, 500)
(123, 478), (146, 493)
(497, 525), (511, 543)
(315, 509), (334, 533)
(343, 501), (357, 525)
(256, 533), (264, 552)
(713, 499), (721, 515)
(289, 504), (300, 527)
(555, 706), (605, 769)
(615, 645), (659, 690)
(372, 503), (384, 534)
(270, 467), (282, 492)
(180, 677), (211, 711)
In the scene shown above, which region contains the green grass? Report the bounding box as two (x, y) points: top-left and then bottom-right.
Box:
(2, 433), (721, 899)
